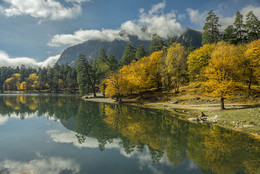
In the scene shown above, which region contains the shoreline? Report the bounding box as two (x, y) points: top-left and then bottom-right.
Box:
(83, 97), (260, 138)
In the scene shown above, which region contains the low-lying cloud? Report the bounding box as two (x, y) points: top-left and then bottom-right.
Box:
(0, 0), (89, 21)
(0, 50), (59, 68)
(48, 1), (185, 47)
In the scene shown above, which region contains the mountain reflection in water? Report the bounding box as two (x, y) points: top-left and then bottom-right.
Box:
(0, 94), (259, 174)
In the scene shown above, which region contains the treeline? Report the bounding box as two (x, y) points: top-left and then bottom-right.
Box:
(101, 10), (260, 109)
(0, 64), (77, 92)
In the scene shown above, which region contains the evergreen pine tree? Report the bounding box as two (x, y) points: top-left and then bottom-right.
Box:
(245, 11), (260, 42)
(76, 54), (96, 96)
(107, 55), (118, 71)
(223, 25), (237, 44)
(121, 43), (136, 65)
(135, 45), (146, 60)
(233, 11), (245, 44)
(149, 34), (165, 54)
(202, 10), (221, 45)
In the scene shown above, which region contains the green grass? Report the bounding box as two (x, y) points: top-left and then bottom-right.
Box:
(207, 108), (260, 135)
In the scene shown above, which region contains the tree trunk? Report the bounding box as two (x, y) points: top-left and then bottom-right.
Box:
(92, 85), (96, 97)
(221, 97), (225, 110)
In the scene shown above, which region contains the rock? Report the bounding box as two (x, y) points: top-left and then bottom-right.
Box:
(253, 95), (259, 98)
(195, 97), (200, 100)
(207, 119), (217, 123)
(188, 118), (198, 122)
(243, 125), (253, 127)
(171, 100), (178, 104)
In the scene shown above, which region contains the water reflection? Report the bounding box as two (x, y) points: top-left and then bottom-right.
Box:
(0, 94), (259, 174)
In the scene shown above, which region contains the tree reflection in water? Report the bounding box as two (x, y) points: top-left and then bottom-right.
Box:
(0, 94), (259, 174)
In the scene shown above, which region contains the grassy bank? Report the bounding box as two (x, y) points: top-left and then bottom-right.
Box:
(83, 86), (260, 137)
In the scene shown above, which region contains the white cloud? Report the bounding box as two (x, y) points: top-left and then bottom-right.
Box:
(48, 29), (128, 47)
(48, 1), (185, 47)
(186, 8), (207, 28)
(0, 50), (59, 67)
(0, 0), (88, 21)
(47, 129), (122, 149)
(0, 156), (80, 174)
(47, 129), (179, 174)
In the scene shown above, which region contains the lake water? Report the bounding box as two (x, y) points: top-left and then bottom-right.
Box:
(0, 94), (259, 174)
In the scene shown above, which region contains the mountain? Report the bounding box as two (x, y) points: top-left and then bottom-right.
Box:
(56, 28), (202, 65)
(57, 33), (150, 65)
(176, 28), (203, 48)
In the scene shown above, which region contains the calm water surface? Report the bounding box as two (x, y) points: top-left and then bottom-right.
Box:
(0, 94), (259, 174)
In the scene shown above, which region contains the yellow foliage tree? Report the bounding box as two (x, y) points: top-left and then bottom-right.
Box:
(58, 79), (66, 90)
(187, 44), (215, 82)
(26, 73), (39, 90)
(20, 81), (27, 91)
(4, 73), (21, 91)
(104, 51), (163, 101)
(243, 39), (260, 89)
(104, 71), (127, 102)
(166, 42), (187, 92)
(204, 42), (241, 109)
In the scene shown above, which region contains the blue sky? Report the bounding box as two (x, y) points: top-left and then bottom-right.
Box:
(0, 0), (259, 67)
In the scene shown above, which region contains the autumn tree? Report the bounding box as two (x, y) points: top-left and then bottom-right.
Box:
(20, 81), (27, 91)
(104, 51), (163, 100)
(26, 73), (39, 91)
(242, 39), (260, 89)
(166, 43), (187, 92)
(104, 71), (125, 102)
(187, 44), (216, 82)
(202, 10), (221, 45)
(4, 73), (21, 91)
(204, 42), (241, 109)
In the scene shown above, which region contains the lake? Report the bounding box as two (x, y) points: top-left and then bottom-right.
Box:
(0, 94), (259, 174)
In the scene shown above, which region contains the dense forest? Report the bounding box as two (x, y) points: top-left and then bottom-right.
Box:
(0, 10), (259, 108)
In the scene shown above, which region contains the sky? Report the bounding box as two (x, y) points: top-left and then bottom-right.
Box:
(0, 0), (259, 67)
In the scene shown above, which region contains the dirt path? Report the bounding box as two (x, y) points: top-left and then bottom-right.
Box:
(83, 97), (259, 111)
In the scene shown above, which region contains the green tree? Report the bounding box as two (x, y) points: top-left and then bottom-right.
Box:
(245, 11), (260, 42)
(76, 54), (96, 97)
(149, 34), (165, 54)
(121, 43), (136, 66)
(223, 25), (237, 44)
(202, 10), (221, 45)
(135, 45), (146, 60)
(107, 54), (118, 71)
(233, 11), (245, 44)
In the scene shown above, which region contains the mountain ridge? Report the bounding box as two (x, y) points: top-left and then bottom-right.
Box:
(57, 28), (202, 65)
